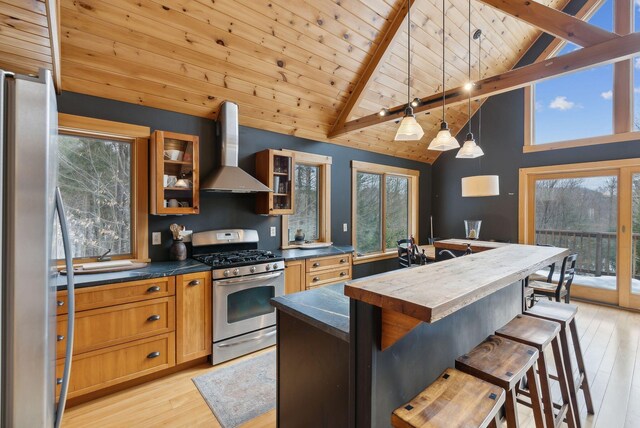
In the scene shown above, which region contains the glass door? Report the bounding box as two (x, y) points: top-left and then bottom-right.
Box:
(529, 171), (620, 305)
(619, 168), (640, 310)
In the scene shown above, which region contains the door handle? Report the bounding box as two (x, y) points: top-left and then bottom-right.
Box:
(147, 314), (161, 322)
(147, 285), (161, 293)
(147, 351), (161, 359)
(188, 279), (200, 286)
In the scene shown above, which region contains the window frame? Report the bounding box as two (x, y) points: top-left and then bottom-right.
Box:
(523, 0), (640, 152)
(281, 151), (332, 249)
(351, 160), (419, 264)
(57, 113), (150, 264)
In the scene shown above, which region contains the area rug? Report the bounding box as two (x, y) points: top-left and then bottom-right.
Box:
(192, 350), (276, 428)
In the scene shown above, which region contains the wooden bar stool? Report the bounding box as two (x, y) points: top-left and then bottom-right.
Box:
(455, 335), (544, 428)
(392, 368), (505, 428)
(526, 300), (594, 420)
(496, 314), (578, 428)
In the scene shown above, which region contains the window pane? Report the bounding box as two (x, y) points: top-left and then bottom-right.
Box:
(288, 164), (319, 242)
(534, 176), (618, 290)
(57, 134), (132, 258)
(356, 172), (382, 255)
(635, 56), (639, 132)
(533, 63), (614, 144)
(384, 175), (409, 249)
(631, 174), (640, 295)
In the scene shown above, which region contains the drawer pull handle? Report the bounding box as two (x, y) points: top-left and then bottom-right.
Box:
(340, 258), (347, 264)
(312, 262), (320, 267)
(56, 378), (63, 385)
(147, 285), (161, 293)
(147, 351), (161, 359)
(147, 314), (161, 322)
(57, 335), (65, 341)
(340, 272), (347, 277)
(57, 300), (64, 306)
(188, 280), (200, 286)
(313, 277), (319, 282)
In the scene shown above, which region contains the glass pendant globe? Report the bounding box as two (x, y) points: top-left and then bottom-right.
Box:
(394, 115), (424, 141)
(456, 134), (484, 158)
(428, 123), (460, 151)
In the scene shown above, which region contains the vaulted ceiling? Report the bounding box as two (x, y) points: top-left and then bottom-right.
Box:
(2, 0), (580, 163)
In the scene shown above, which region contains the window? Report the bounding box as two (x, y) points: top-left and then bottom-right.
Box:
(351, 161), (419, 262)
(524, 0), (640, 151)
(57, 114), (150, 262)
(281, 151), (331, 248)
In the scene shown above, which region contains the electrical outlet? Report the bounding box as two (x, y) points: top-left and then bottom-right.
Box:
(270, 226), (276, 237)
(343, 223), (348, 232)
(152, 232), (162, 245)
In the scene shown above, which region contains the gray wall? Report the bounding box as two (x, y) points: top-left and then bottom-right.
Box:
(57, 92), (432, 274)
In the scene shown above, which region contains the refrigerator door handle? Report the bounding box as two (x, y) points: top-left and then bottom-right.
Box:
(54, 187), (75, 428)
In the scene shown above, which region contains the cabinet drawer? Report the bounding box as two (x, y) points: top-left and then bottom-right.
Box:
(57, 277), (175, 315)
(306, 267), (351, 289)
(56, 297), (175, 357)
(57, 333), (175, 399)
(306, 254), (352, 273)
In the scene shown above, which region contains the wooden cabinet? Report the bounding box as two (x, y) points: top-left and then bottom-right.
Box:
(256, 149), (295, 215)
(56, 277), (177, 399)
(150, 130), (200, 215)
(176, 271), (212, 364)
(285, 260), (305, 294)
(286, 255), (351, 293)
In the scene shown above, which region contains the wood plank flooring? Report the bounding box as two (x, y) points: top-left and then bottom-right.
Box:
(62, 301), (640, 428)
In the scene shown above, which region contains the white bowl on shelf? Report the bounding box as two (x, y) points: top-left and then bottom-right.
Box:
(164, 149), (183, 161)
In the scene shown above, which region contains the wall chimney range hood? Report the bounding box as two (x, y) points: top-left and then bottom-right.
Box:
(201, 101), (272, 193)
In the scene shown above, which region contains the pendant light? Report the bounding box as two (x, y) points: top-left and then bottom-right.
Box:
(394, 0), (424, 141)
(428, 0), (459, 151)
(457, 0), (484, 158)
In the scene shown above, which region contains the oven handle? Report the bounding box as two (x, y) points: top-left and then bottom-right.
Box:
(214, 270), (283, 285)
(216, 329), (277, 348)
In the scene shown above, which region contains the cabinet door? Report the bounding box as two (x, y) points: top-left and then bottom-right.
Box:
(176, 271), (212, 363)
(285, 260), (305, 294)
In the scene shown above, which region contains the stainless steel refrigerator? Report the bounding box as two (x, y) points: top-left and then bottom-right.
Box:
(1, 69), (76, 427)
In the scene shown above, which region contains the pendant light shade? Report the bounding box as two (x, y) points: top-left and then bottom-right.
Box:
(428, 122), (459, 151)
(395, 108), (424, 141)
(461, 175), (499, 197)
(456, 133), (484, 158)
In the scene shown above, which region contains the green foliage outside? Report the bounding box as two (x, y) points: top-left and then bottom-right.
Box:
(288, 164), (319, 242)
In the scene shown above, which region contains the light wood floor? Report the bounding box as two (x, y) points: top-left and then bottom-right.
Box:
(62, 301), (640, 428)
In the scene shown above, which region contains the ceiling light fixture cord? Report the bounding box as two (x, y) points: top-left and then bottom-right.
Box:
(478, 33), (483, 169)
(407, 0), (411, 108)
(468, 0), (471, 134)
(442, 0), (445, 123)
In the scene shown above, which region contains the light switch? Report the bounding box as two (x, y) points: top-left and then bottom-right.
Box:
(343, 223), (348, 232)
(270, 226), (277, 237)
(152, 232), (162, 245)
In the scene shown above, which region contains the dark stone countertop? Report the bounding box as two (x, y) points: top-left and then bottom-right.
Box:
(271, 283), (349, 342)
(277, 245), (354, 261)
(56, 259), (210, 290)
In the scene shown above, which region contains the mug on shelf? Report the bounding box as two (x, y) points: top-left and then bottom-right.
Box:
(163, 175), (178, 188)
(168, 198), (180, 208)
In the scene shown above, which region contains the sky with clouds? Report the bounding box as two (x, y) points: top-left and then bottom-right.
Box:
(534, 0), (640, 144)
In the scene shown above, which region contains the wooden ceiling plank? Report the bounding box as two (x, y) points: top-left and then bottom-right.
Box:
(0, 23), (51, 47)
(0, 32), (50, 55)
(330, 31), (640, 137)
(476, 0), (616, 47)
(328, 0), (415, 139)
(61, 3), (348, 107)
(301, 0), (382, 42)
(0, 12), (50, 38)
(97, 0), (356, 95)
(180, 0), (368, 77)
(0, 0), (46, 15)
(0, 49), (51, 69)
(0, 1), (48, 26)
(0, 40), (50, 62)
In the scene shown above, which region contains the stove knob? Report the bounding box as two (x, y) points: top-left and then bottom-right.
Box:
(233, 268), (240, 276)
(265, 264), (271, 271)
(272, 263), (279, 270)
(250, 266), (256, 273)
(223, 269), (230, 277)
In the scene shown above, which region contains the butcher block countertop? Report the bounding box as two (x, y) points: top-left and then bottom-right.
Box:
(344, 244), (569, 324)
(433, 239), (510, 252)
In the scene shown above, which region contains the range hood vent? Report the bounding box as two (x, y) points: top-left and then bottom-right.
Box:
(201, 101), (272, 193)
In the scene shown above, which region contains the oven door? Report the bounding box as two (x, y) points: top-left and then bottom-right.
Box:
(213, 270), (284, 342)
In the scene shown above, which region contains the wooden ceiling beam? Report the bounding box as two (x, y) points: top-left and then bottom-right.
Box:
(328, 31), (640, 138)
(328, 0), (416, 137)
(44, 0), (61, 92)
(476, 0), (617, 47)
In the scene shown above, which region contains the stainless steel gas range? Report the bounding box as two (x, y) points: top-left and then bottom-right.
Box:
(192, 229), (284, 365)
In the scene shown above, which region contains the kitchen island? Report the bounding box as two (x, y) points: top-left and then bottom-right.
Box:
(272, 243), (568, 428)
